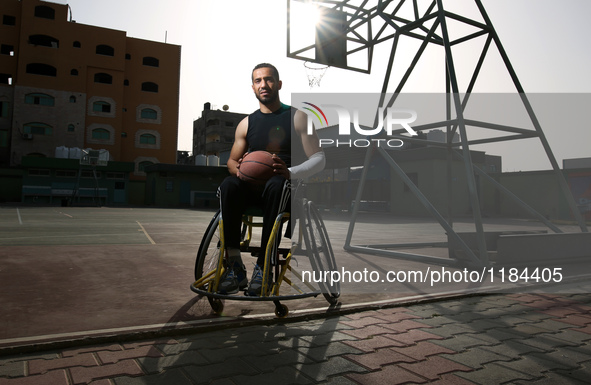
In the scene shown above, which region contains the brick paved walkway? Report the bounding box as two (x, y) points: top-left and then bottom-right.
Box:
(1, 292), (591, 384)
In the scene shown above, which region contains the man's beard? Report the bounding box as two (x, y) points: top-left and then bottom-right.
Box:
(256, 90), (279, 105)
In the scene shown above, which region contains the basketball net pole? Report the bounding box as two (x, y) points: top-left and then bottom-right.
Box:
(341, 0), (587, 267)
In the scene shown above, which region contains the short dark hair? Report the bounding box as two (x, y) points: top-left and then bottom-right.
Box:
(252, 63), (280, 82)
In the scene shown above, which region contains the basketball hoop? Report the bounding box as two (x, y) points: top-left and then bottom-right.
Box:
(304, 61), (329, 88)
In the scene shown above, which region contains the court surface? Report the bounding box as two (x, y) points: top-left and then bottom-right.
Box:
(0, 205), (587, 351)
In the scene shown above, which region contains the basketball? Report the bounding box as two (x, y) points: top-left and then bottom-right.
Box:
(238, 151), (276, 185)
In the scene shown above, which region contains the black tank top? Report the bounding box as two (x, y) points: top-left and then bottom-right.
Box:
(246, 104), (304, 168)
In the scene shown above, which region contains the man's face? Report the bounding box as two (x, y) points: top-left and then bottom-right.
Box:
(252, 67), (282, 105)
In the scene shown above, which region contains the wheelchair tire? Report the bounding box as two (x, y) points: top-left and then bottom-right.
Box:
(303, 201), (340, 305)
(195, 210), (222, 284)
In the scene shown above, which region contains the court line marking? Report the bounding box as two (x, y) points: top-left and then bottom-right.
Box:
(16, 208), (22, 225)
(137, 221), (156, 245)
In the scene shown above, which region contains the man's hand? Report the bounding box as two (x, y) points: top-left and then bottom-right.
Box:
(235, 155), (244, 178)
(272, 154), (290, 179)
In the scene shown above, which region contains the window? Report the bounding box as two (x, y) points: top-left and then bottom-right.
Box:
(26, 63), (57, 77)
(91, 128), (110, 140)
(69, 95), (76, 103)
(23, 122), (52, 135)
(0, 73), (12, 85)
(67, 124), (75, 132)
(56, 170), (77, 178)
(73, 41), (81, 48)
(29, 34), (59, 48)
(70, 69), (78, 76)
(94, 72), (112, 84)
(81, 170), (101, 178)
(140, 108), (157, 120)
(125, 53), (131, 60)
(34, 6), (55, 20)
(28, 169), (50, 176)
(142, 56), (159, 67)
(0, 101), (9, 118)
(138, 161), (154, 172)
(141, 82), (158, 93)
(107, 172), (125, 180)
(92, 101), (111, 113)
(124, 79), (129, 86)
(1, 44), (14, 56)
(139, 134), (157, 144)
(96, 44), (114, 56)
(3, 15), (16, 26)
(25, 93), (55, 106)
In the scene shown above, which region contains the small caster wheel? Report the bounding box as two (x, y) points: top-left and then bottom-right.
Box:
(275, 304), (289, 318)
(209, 298), (224, 315)
(326, 294), (339, 306)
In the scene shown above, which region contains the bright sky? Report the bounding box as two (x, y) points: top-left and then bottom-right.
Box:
(53, 0), (591, 171)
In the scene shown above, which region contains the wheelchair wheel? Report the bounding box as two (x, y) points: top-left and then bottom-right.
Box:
(303, 201), (340, 305)
(195, 210), (221, 281)
(194, 210), (223, 311)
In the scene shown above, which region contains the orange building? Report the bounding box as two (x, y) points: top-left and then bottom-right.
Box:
(0, 0), (181, 178)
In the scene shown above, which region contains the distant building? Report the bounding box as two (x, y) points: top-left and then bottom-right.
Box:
(426, 129), (459, 144)
(192, 103), (246, 165)
(563, 157), (591, 170)
(0, 0), (181, 178)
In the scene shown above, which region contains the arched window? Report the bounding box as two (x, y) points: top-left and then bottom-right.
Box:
(25, 93), (54, 106)
(92, 101), (111, 113)
(96, 44), (114, 56)
(69, 95), (76, 103)
(26, 63), (57, 77)
(94, 72), (112, 84)
(142, 56), (159, 67)
(34, 5), (55, 20)
(29, 34), (59, 48)
(67, 124), (75, 132)
(124, 79), (129, 86)
(138, 161), (154, 172)
(70, 69), (78, 76)
(24, 122), (52, 135)
(141, 82), (158, 93)
(139, 134), (157, 144)
(140, 108), (157, 120)
(73, 41), (81, 48)
(91, 128), (110, 140)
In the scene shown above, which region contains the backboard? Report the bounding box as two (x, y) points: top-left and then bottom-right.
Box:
(80, 149), (109, 167)
(287, 0), (373, 74)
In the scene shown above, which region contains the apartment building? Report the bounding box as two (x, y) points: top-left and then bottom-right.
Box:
(0, 0), (181, 178)
(192, 103), (246, 166)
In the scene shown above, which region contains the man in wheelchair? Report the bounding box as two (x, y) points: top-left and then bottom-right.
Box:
(217, 63), (325, 296)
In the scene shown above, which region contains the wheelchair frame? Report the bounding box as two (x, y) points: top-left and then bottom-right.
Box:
(190, 194), (340, 318)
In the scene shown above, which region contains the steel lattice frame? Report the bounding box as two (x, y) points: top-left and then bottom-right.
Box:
(288, 0), (588, 267)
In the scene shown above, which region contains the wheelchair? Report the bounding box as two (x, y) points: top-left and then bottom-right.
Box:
(190, 183), (340, 318)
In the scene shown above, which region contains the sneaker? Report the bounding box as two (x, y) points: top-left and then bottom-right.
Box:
(246, 264), (272, 296)
(218, 263), (247, 294)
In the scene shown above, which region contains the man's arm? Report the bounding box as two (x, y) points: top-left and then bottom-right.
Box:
(227, 117), (249, 177)
(288, 110), (325, 180)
